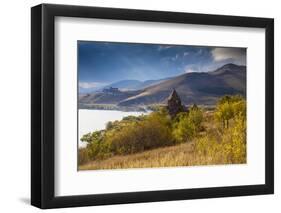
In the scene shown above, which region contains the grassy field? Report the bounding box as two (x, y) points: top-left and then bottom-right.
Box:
(79, 139), (241, 170)
(79, 142), (195, 170)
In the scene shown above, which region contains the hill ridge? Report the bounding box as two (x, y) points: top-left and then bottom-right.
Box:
(79, 63), (246, 107)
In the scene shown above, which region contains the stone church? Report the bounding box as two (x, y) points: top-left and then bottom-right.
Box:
(167, 89), (185, 118)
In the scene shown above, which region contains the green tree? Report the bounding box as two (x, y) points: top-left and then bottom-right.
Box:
(232, 99), (246, 121)
(215, 95), (246, 129)
(172, 107), (203, 143)
(81, 131), (104, 145)
(173, 114), (194, 143)
(188, 106), (203, 132)
(215, 102), (234, 128)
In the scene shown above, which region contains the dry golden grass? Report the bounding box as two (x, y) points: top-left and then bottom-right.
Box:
(79, 140), (238, 170)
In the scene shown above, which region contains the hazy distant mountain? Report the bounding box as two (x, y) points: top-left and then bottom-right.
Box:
(79, 63), (246, 107)
(105, 80), (141, 90)
(104, 78), (168, 91)
(79, 90), (141, 105)
(79, 86), (103, 94)
(79, 79), (164, 94)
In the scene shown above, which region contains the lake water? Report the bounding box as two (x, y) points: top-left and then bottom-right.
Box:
(79, 109), (149, 147)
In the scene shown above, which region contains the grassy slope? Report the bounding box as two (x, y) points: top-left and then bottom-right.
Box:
(79, 140), (231, 170)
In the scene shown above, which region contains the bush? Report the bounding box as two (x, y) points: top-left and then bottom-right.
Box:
(106, 121), (114, 130)
(232, 100), (246, 120)
(215, 95), (246, 128)
(227, 115), (246, 163)
(104, 111), (174, 155)
(172, 107), (203, 143)
(78, 148), (90, 165)
(195, 114), (246, 164)
(173, 113), (195, 143)
(188, 106), (203, 132)
(80, 110), (174, 160)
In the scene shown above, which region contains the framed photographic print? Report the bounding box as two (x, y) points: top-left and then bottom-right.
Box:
(31, 3), (274, 209)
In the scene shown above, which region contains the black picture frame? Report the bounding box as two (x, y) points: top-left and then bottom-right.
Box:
(31, 3), (274, 209)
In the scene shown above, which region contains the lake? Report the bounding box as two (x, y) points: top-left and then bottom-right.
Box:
(78, 109), (149, 147)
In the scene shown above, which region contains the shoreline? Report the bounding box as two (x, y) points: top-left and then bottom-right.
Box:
(78, 104), (159, 112)
(79, 104), (216, 112)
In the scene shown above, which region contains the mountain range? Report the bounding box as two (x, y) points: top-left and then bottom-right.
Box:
(79, 63), (246, 107)
(104, 78), (169, 91)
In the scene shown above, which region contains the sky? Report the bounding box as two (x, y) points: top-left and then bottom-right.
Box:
(78, 41), (246, 90)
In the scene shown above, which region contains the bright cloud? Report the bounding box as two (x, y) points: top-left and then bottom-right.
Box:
(211, 48), (246, 65)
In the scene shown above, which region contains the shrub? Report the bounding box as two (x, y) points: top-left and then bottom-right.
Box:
(226, 115), (246, 163)
(173, 113), (195, 143)
(78, 148), (90, 165)
(172, 107), (203, 143)
(195, 114), (246, 164)
(81, 131), (104, 144)
(215, 95), (246, 128)
(106, 121), (114, 130)
(232, 100), (246, 120)
(188, 106), (203, 132)
(104, 111), (174, 155)
(80, 110), (174, 160)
